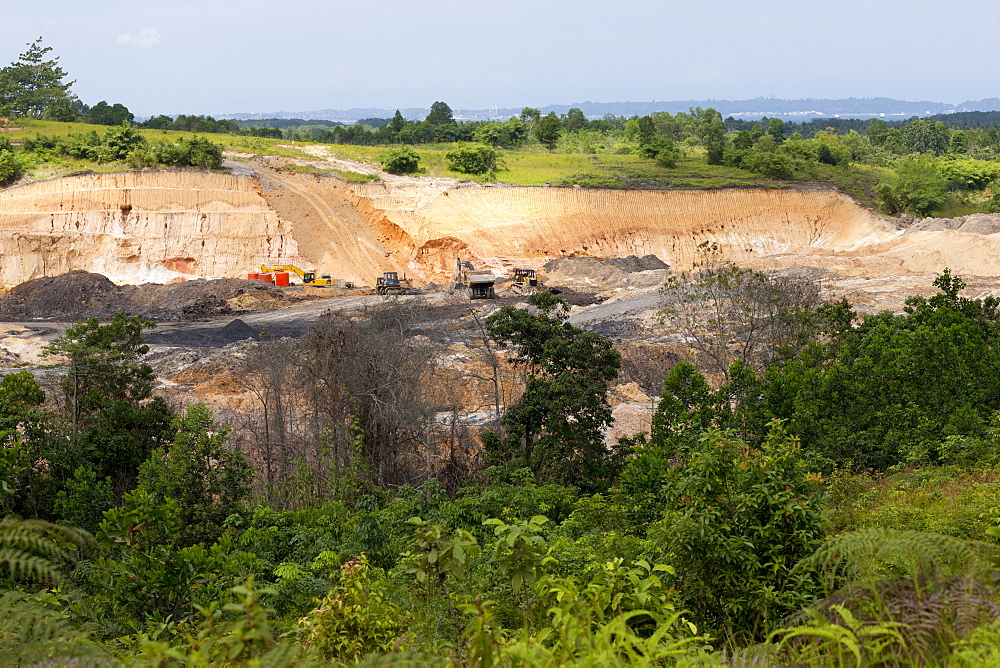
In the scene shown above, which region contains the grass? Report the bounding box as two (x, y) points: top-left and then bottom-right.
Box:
(0, 120), (883, 196)
(827, 466), (1000, 540)
(793, 161), (885, 209)
(4, 120), (317, 180)
(937, 197), (985, 218)
(10, 120), (992, 220)
(280, 162), (381, 182)
(324, 142), (783, 189)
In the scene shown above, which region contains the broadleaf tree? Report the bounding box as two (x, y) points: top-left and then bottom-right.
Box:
(43, 312), (172, 499)
(482, 292), (622, 491)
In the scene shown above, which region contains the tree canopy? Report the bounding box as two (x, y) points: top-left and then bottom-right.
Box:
(482, 292), (622, 491)
(0, 38), (75, 119)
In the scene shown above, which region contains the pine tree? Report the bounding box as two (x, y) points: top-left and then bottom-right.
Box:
(0, 38), (76, 119)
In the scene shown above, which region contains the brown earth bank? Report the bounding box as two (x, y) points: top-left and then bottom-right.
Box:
(6, 160), (1000, 460)
(4, 158), (1000, 294)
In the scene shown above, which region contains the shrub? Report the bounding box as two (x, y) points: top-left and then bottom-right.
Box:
(875, 158), (948, 216)
(642, 424), (826, 641)
(381, 146), (420, 174)
(299, 555), (401, 661)
(742, 151), (794, 179)
(445, 143), (504, 175)
(0, 151), (23, 186)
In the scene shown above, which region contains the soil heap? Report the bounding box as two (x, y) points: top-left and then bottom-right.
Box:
(0, 271), (300, 320)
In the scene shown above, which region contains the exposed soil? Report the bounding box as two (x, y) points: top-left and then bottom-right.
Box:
(8, 164), (1000, 449)
(0, 271), (307, 321)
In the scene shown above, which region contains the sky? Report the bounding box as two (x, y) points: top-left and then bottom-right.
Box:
(3, 0), (999, 118)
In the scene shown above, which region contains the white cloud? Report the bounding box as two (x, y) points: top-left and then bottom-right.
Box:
(117, 28), (161, 48)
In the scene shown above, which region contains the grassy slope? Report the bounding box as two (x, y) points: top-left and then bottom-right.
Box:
(828, 466), (1000, 541)
(7, 120), (882, 208)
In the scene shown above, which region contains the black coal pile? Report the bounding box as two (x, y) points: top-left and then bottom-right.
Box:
(0, 271), (299, 321)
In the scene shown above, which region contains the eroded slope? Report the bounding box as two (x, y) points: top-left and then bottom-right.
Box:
(3, 163), (999, 292)
(0, 170), (299, 286)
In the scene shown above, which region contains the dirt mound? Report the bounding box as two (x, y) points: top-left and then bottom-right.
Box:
(543, 255), (668, 275)
(124, 278), (296, 319)
(543, 257), (629, 288)
(541, 256), (673, 293)
(0, 272), (300, 321)
(905, 213), (1000, 235)
(0, 270), (124, 318)
(599, 254), (670, 273)
(219, 319), (259, 342)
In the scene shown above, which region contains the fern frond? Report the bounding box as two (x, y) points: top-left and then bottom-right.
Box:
(798, 528), (985, 584)
(0, 548), (67, 583)
(0, 516), (96, 585)
(0, 590), (112, 666)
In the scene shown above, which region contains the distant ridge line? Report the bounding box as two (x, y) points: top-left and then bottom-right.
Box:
(220, 97), (1000, 123)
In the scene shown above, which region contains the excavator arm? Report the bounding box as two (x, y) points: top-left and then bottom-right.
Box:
(260, 264), (306, 279)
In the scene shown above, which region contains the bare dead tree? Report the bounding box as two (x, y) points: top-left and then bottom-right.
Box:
(659, 257), (824, 381)
(300, 300), (437, 488)
(233, 338), (321, 505)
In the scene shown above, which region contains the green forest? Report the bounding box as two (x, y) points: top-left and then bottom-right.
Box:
(5, 275), (1000, 665)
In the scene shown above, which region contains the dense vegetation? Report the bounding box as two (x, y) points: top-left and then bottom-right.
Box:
(8, 35), (1000, 666)
(2, 279), (1000, 665)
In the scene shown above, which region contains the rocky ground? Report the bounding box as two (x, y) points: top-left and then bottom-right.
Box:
(3, 248), (998, 448)
(0, 257), (680, 444)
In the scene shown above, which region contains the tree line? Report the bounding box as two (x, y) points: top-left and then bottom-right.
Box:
(8, 38), (1000, 218)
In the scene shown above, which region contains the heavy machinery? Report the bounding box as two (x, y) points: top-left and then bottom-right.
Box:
(260, 264), (333, 286)
(455, 258), (496, 299)
(376, 271), (416, 295)
(511, 268), (540, 295)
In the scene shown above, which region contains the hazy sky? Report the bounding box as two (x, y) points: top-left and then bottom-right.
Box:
(3, 0), (998, 117)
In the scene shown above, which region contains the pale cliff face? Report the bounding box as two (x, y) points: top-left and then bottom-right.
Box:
(0, 171), (298, 287)
(5, 164), (993, 289)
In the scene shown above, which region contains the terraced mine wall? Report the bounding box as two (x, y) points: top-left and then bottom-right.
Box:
(0, 171), (299, 286)
(8, 166), (990, 288)
(346, 182), (899, 281)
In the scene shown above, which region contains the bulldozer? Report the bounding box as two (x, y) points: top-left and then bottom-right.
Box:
(260, 264), (333, 286)
(455, 258), (496, 299)
(376, 271), (416, 295)
(510, 268), (541, 295)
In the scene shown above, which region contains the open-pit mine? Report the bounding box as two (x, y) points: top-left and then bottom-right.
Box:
(4, 154), (1000, 449)
(3, 156), (1000, 295)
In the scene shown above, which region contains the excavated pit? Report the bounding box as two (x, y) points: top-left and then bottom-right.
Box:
(3, 162), (1000, 298)
(6, 163), (1000, 451)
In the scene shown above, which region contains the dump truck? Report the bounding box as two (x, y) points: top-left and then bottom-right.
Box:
(456, 258), (496, 299)
(260, 264), (333, 286)
(376, 271), (416, 295)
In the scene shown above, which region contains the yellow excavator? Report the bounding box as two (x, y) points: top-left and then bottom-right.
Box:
(260, 264), (334, 286)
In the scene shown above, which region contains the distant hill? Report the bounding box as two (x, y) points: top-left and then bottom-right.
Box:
(220, 98), (1000, 124)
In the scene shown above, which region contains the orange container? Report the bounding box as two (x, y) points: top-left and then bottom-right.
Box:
(247, 272), (259, 280)
(258, 273), (273, 284)
(274, 271), (290, 287)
